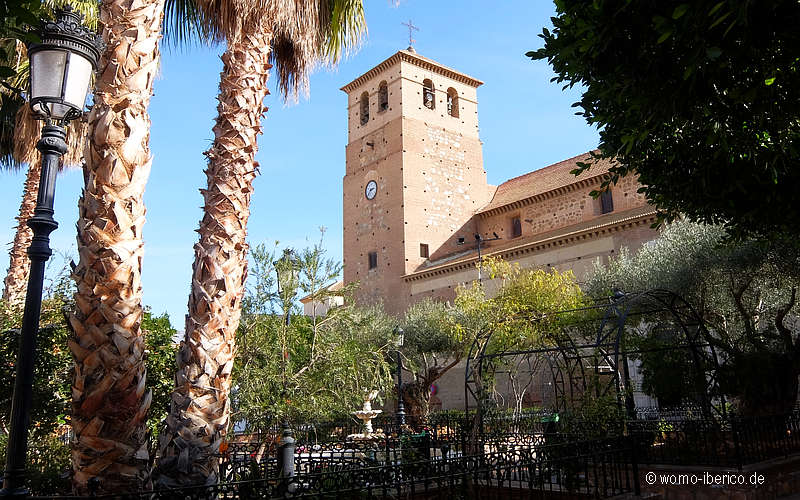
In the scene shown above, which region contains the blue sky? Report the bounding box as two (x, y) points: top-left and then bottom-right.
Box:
(0, 0), (598, 329)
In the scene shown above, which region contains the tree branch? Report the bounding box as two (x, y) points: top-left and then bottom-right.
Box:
(776, 287), (797, 352)
(730, 275), (756, 338)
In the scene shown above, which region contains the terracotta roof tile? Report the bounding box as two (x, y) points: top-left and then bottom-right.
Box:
(479, 151), (613, 213)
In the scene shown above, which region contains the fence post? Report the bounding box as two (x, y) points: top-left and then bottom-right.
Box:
(732, 417), (743, 470)
(278, 422), (296, 478)
(630, 434), (641, 496)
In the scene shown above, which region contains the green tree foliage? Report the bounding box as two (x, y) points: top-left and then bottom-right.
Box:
(0, 256), (81, 494)
(140, 308), (177, 438)
(0, 302), (71, 438)
(399, 299), (462, 417)
(454, 258), (588, 358)
(397, 259), (588, 417)
(587, 221), (800, 415)
(0, 252), (75, 437)
(0, 305), (178, 438)
(234, 239), (394, 429)
(456, 259), (589, 416)
(628, 330), (695, 408)
(530, 1), (800, 238)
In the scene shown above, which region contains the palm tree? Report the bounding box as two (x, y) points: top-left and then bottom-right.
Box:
(66, 0), (203, 494)
(155, 1), (365, 487)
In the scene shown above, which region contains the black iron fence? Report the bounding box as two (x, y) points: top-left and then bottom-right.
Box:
(629, 410), (800, 468)
(18, 409), (800, 497)
(219, 410), (800, 483)
(33, 437), (637, 499)
(220, 432), (458, 483)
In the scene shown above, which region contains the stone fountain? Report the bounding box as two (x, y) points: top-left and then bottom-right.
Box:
(348, 389), (385, 440)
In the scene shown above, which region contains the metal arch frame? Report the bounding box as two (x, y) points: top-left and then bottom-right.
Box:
(464, 289), (726, 438)
(465, 297), (619, 411)
(464, 297), (621, 439)
(607, 289), (726, 420)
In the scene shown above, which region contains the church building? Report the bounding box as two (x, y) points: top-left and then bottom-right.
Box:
(338, 48), (659, 316)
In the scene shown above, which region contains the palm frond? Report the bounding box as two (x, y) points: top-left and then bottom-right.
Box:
(268, 0), (365, 102)
(0, 91), (24, 170)
(192, 0), (260, 43)
(163, 0), (216, 49)
(269, 15), (318, 101)
(322, 0), (366, 64)
(193, 0), (365, 101)
(0, 1), (96, 171)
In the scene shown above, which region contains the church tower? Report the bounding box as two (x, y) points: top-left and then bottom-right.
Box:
(341, 49), (492, 315)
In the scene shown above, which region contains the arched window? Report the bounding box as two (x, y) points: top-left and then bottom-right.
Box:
(422, 79), (435, 110)
(378, 81), (388, 112)
(359, 92), (369, 125)
(447, 88), (459, 117)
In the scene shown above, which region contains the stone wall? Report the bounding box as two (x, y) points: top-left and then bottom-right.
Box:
(401, 118), (492, 274)
(478, 173), (649, 244)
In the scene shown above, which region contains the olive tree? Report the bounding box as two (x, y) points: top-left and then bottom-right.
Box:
(587, 221), (800, 415)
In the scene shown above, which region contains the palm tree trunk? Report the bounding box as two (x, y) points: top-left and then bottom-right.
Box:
(68, 0), (165, 494)
(155, 30), (272, 487)
(2, 160), (39, 305)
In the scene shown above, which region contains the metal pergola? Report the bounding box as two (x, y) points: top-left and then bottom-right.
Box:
(464, 290), (726, 440)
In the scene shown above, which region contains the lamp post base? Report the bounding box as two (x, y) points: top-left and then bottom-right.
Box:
(0, 470), (29, 498)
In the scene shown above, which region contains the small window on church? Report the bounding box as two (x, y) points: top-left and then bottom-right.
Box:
(368, 251), (378, 269)
(422, 79), (435, 110)
(378, 81), (388, 112)
(600, 190), (614, 214)
(511, 216), (522, 238)
(447, 88), (459, 118)
(420, 243), (429, 258)
(360, 92), (369, 125)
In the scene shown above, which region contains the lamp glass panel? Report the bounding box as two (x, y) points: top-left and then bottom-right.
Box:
(62, 53), (93, 111)
(30, 49), (67, 101)
(46, 102), (74, 119)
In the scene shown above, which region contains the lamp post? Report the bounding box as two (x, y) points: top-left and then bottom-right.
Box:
(457, 233), (501, 282)
(1, 6), (100, 497)
(395, 327), (406, 430)
(274, 249), (299, 479)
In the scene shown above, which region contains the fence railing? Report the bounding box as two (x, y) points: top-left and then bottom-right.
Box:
(18, 409), (800, 497)
(221, 410), (800, 479)
(628, 410), (800, 468)
(35, 436), (636, 499)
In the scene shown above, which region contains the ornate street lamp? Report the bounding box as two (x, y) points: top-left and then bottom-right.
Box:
(273, 249), (300, 479)
(395, 327), (406, 429)
(1, 6), (101, 497)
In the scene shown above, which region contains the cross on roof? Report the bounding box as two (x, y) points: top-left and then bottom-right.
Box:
(401, 20), (419, 48)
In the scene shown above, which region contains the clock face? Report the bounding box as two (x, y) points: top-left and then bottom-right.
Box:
(365, 180), (378, 200)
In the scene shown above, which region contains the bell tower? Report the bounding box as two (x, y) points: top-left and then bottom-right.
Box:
(341, 49), (491, 314)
